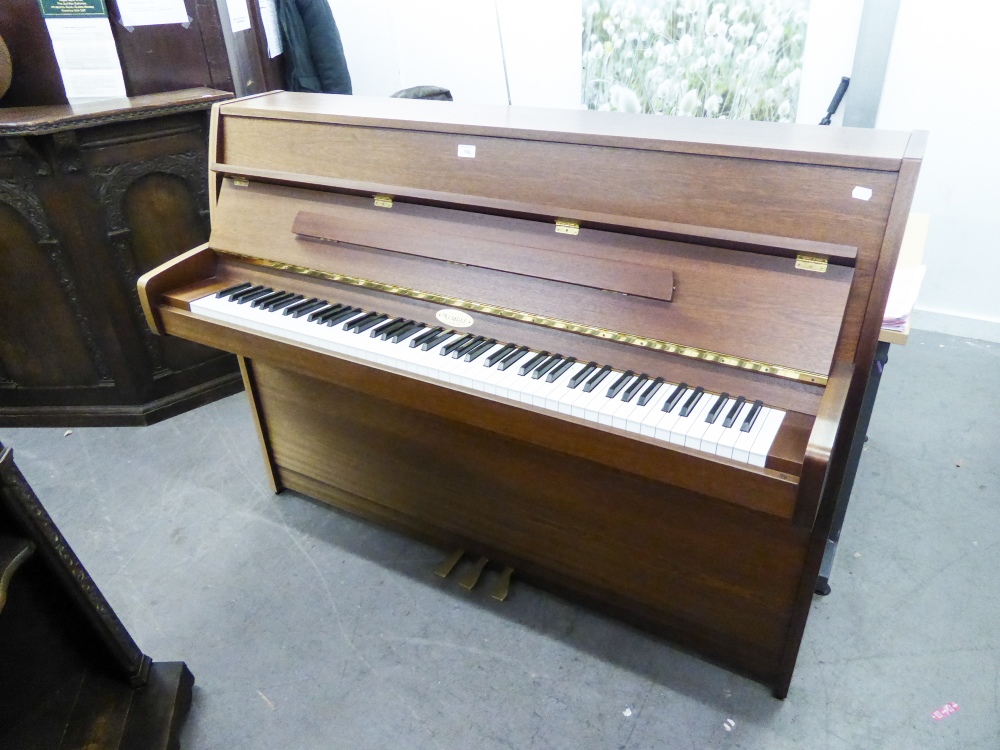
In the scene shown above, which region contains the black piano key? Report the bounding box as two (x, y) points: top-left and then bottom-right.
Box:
(705, 392), (730, 424)
(237, 286), (273, 304)
(679, 387), (705, 417)
(497, 346), (530, 371)
(662, 383), (688, 413)
(251, 290), (286, 308)
(291, 300), (328, 318)
(390, 323), (422, 343)
(583, 365), (612, 393)
(518, 351), (549, 376)
(740, 399), (764, 432)
(353, 313), (389, 333)
(216, 281), (251, 298)
(284, 297), (319, 315)
(485, 343), (516, 367)
(568, 362), (597, 389)
(531, 354), (562, 380)
(464, 338), (497, 362)
(441, 334), (473, 356)
(606, 370), (634, 399)
(229, 284), (264, 302)
(380, 319), (412, 339)
(621, 374), (649, 402)
(261, 291), (294, 310)
(546, 357), (576, 383)
(325, 307), (363, 326)
(310, 303), (342, 322)
(343, 311), (378, 331)
(722, 396), (747, 428)
(452, 335), (486, 358)
(421, 330), (456, 351)
(411, 326), (444, 348)
(637, 377), (664, 406)
(371, 317), (406, 338)
(267, 293), (303, 312)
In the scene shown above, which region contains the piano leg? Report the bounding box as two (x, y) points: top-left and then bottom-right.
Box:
(238, 356), (283, 494)
(814, 341), (890, 595)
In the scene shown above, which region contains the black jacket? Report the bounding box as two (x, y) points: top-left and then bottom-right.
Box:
(278, 0), (352, 94)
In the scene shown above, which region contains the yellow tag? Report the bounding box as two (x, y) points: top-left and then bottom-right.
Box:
(795, 254), (828, 272)
(374, 194), (393, 208)
(233, 178), (249, 187)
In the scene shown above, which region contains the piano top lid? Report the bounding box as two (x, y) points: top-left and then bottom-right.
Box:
(219, 92), (914, 171)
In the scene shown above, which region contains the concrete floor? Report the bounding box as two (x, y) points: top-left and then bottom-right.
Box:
(1, 328), (997, 749)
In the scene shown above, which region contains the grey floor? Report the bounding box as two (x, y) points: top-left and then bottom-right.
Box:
(1, 328), (997, 749)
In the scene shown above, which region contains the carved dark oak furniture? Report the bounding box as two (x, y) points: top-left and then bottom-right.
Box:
(0, 88), (243, 426)
(139, 94), (924, 697)
(0, 441), (193, 749)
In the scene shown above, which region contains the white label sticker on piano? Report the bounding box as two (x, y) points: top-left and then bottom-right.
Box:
(457, 144), (476, 158)
(852, 186), (873, 201)
(436, 309), (474, 328)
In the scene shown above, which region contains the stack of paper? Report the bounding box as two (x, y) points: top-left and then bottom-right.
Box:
(883, 265), (926, 333)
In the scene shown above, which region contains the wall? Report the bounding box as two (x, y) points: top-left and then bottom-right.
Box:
(794, 0), (864, 125)
(327, 0), (579, 107)
(876, 0), (1000, 342)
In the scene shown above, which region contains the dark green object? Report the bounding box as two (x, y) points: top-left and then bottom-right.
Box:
(278, 0), (351, 95)
(37, 0), (107, 18)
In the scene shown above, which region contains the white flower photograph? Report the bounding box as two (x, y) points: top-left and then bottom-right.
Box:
(582, 0), (811, 121)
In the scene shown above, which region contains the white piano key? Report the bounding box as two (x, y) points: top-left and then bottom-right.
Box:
(698, 397), (735, 455)
(748, 409), (786, 468)
(714, 402), (752, 460)
(731, 407), (770, 463)
(668, 391), (715, 445)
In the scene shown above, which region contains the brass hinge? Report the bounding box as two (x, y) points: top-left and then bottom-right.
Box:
(795, 254), (828, 272)
(374, 193), (394, 208)
(555, 218), (580, 235)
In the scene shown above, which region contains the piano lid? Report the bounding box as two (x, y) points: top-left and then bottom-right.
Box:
(218, 92), (912, 170)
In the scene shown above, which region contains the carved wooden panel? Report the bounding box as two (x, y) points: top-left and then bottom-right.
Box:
(0, 182), (108, 388)
(0, 95), (241, 425)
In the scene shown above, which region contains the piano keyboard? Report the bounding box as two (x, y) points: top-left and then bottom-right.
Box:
(191, 283), (786, 467)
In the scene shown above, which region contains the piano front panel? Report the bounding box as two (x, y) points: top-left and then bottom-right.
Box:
(211, 180), (855, 380)
(249, 358), (811, 684)
(219, 113), (899, 364)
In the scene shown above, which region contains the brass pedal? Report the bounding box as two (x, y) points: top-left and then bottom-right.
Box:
(491, 566), (514, 602)
(458, 556), (489, 590)
(433, 549), (464, 578)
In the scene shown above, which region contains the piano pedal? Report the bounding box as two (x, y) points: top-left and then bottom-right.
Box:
(458, 556), (489, 590)
(490, 566), (515, 602)
(433, 548), (465, 578)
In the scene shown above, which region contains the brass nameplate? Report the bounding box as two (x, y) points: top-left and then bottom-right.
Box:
(219, 251), (828, 386)
(374, 194), (394, 208)
(795, 254), (828, 272)
(555, 218), (580, 235)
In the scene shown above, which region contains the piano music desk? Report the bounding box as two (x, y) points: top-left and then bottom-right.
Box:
(816, 212), (929, 594)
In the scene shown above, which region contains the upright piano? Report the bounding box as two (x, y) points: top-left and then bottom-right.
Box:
(138, 92), (924, 697)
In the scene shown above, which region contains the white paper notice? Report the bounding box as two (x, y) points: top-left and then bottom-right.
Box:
(45, 18), (127, 100)
(258, 0), (282, 57)
(226, 0), (252, 33)
(116, 0), (188, 27)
